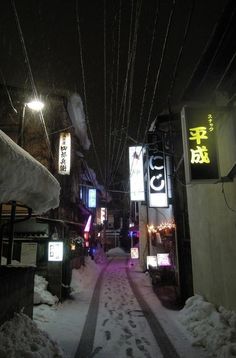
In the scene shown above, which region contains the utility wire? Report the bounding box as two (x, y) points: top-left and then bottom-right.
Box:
(136, 0), (159, 142)
(110, 0), (142, 185)
(196, 6), (236, 95)
(180, 4), (225, 102)
(11, 0), (53, 158)
(214, 50), (236, 93)
(109, 0), (135, 185)
(109, 1), (122, 183)
(142, 0), (176, 146)
(221, 182), (236, 213)
(167, 0), (195, 105)
(167, 0), (195, 159)
(104, 0), (107, 188)
(107, 13), (119, 188)
(75, 0), (105, 184)
(113, 0), (142, 180)
(115, 0), (122, 120)
(114, 0), (176, 185)
(0, 68), (17, 113)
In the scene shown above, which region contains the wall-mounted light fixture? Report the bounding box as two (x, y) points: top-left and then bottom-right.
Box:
(26, 99), (45, 111)
(18, 98), (45, 147)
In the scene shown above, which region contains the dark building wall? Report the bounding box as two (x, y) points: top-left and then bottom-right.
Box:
(0, 266), (35, 325)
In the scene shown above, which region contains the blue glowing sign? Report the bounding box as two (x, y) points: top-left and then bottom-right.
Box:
(88, 188), (96, 208)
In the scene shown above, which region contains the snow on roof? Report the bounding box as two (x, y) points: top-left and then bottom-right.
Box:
(0, 129), (60, 214)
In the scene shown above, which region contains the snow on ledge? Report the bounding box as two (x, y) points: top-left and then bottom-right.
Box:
(0, 130), (60, 214)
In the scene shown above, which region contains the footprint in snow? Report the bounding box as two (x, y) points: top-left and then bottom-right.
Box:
(126, 347), (134, 357)
(117, 312), (123, 320)
(102, 318), (109, 326)
(105, 330), (111, 340)
(135, 338), (145, 351)
(90, 346), (103, 357)
(141, 336), (151, 345)
(123, 327), (132, 339)
(128, 320), (136, 328)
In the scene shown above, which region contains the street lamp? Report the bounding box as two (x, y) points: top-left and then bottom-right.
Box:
(18, 99), (45, 146)
(26, 100), (44, 111)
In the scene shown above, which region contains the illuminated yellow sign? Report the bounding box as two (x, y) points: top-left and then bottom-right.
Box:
(181, 107), (219, 182)
(188, 114), (214, 165)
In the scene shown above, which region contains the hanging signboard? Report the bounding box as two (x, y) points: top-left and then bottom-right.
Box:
(181, 106), (219, 182)
(100, 207), (107, 224)
(88, 188), (96, 208)
(58, 132), (71, 175)
(129, 146), (145, 201)
(148, 147), (168, 208)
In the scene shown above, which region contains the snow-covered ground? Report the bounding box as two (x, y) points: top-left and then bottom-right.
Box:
(0, 247), (236, 357)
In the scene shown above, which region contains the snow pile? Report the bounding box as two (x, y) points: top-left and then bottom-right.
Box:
(0, 312), (64, 357)
(1, 257), (22, 265)
(179, 294), (236, 357)
(67, 93), (91, 150)
(0, 129), (60, 214)
(106, 247), (129, 257)
(70, 258), (103, 294)
(34, 274), (59, 306)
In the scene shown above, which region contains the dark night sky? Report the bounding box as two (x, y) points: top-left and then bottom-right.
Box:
(0, 0), (227, 188)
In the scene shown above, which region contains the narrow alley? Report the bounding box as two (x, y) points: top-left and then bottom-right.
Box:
(76, 257), (179, 358)
(33, 250), (208, 358)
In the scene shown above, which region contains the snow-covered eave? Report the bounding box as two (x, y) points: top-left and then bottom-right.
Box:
(0, 130), (60, 214)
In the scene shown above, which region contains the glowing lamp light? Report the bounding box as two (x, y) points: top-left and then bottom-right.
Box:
(26, 100), (45, 111)
(70, 243), (76, 251)
(147, 221), (175, 234)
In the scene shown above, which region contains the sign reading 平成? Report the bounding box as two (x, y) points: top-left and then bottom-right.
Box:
(181, 106), (219, 182)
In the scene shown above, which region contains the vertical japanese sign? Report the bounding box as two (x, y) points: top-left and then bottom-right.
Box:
(101, 207), (107, 223)
(129, 146), (145, 201)
(181, 106), (219, 182)
(58, 132), (71, 175)
(148, 146), (168, 208)
(88, 188), (96, 208)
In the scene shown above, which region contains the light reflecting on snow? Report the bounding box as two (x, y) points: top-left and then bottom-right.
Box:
(0, 247), (235, 357)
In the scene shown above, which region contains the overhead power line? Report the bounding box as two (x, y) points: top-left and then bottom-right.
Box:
(75, 0), (105, 185)
(11, 0), (53, 159)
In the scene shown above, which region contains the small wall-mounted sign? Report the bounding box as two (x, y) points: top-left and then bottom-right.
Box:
(146, 255), (157, 269)
(130, 247), (139, 259)
(48, 241), (63, 262)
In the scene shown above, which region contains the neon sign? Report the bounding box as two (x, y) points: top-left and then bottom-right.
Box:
(88, 188), (96, 208)
(148, 149), (168, 207)
(181, 107), (219, 182)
